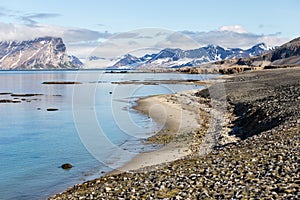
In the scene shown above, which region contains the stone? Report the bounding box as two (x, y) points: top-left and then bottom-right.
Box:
(61, 163), (73, 170)
(47, 108), (59, 111)
(0, 99), (21, 103)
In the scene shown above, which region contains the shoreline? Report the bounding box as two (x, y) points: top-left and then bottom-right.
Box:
(50, 68), (299, 199)
(49, 76), (227, 198)
(109, 77), (224, 174)
(111, 89), (203, 174)
(101, 74), (223, 176)
(48, 80), (212, 197)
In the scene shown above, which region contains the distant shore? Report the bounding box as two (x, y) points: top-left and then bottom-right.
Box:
(50, 67), (300, 199)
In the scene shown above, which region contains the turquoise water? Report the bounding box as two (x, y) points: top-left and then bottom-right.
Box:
(0, 70), (217, 199)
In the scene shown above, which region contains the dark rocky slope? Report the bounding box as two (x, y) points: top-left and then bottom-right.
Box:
(214, 37), (300, 73)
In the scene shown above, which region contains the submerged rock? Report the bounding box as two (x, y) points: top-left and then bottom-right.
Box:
(0, 92), (12, 95)
(11, 93), (43, 97)
(61, 163), (73, 170)
(42, 81), (82, 84)
(0, 99), (21, 103)
(47, 108), (59, 111)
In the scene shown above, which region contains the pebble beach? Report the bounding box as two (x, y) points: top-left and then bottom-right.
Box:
(49, 68), (300, 199)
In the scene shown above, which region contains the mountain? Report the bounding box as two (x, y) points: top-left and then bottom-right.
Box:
(112, 54), (143, 68)
(67, 55), (83, 66)
(0, 37), (82, 70)
(257, 37), (300, 66)
(101, 43), (273, 69)
(215, 37), (300, 70)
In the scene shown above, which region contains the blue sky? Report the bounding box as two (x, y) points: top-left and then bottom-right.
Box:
(0, 0), (299, 58)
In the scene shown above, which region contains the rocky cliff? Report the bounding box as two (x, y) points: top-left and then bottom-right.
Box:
(0, 37), (82, 70)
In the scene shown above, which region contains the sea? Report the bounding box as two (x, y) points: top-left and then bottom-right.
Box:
(0, 70), (218, 199)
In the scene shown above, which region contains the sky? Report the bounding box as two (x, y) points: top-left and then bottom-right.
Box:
(0, 0), (299, 59)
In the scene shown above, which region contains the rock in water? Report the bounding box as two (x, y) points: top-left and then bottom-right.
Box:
(61, 163), (73, 170)
(47, 108), (59, 111)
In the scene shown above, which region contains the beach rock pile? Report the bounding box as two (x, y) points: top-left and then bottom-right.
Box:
(229, 81), (300, 139)
(49, 124), (299, 199)
(223, 69), (300, 140)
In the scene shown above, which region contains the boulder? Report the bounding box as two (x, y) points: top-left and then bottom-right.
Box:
(61, 163), (73, 170)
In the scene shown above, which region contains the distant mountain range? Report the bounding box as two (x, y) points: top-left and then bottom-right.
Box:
(0, 37), (82, 70)
(88, 43), (274, 69)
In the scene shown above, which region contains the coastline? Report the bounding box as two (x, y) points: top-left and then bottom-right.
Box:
(109, 76), (225, 174)
(113, 76), (230, 174)
(111, 90), (202, 174)
(49, 76), (230, 198)
(47, 79), (213, 197)
(50, 68), (299, 199)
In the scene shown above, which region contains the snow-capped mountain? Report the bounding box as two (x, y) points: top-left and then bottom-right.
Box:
(113, 54), (143, 68)
(68, 55), (83, 66)
(103, 43), (273, 69)
(0, 37), (82, 70)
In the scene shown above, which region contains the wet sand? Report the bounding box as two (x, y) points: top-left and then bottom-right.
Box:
(112, 90), (203, 173)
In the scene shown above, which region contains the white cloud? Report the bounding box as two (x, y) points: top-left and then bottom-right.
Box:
(67, 44), (97, 62)
(0, 22), (64, 41)
(0, 22), (111, 42)
(219, 25), (248, 34)
(258, 35), (289, 47)
(21, 13), (61, 26)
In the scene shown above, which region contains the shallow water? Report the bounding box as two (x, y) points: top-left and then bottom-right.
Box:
(0, 70), (217, 199)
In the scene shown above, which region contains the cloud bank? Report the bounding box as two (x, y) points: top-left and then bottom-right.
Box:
(0, 22), (290, 60)
(218, 25), (248, 34)
(181, 25), (289, 49)
(0, 5), (292, 59)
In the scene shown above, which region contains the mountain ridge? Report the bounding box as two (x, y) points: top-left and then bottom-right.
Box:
(95, 43), (274, 69)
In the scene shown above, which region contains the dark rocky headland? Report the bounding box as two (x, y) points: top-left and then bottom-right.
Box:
(50, 67), (299, 199)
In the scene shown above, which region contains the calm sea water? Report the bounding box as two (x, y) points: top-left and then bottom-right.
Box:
(0, 70), (217, 199)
